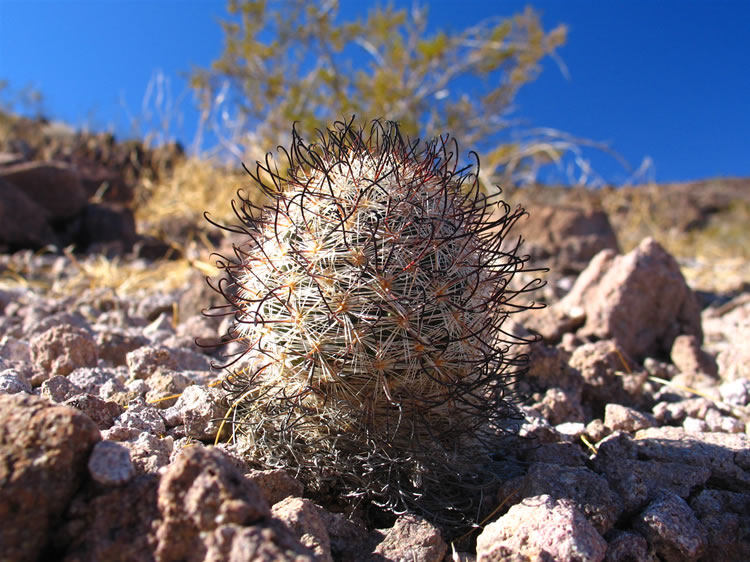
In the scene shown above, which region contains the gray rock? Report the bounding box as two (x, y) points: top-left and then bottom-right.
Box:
(87, 440), (135, 486)
(109, 400), (166, 437)
(63, 393), (123, 430)
(634, 427), (750, 492)
(690, 489), (750, 561)
(719, 378), (750, 407)
(592, 432), (711, 513)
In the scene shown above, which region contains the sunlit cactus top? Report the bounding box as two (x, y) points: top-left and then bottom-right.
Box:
(207, 118), (540, 526)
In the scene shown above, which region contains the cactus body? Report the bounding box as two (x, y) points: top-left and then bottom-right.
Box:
(209, 119), (538, 526)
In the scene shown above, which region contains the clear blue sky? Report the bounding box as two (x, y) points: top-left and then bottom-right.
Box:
(1, 0), (748, 185)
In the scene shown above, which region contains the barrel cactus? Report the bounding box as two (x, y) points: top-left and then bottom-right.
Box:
(207, 119), (540, 527)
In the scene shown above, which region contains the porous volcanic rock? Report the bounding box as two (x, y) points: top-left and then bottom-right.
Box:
(560, 238), (702, 359)
(0, 393), (100, 562)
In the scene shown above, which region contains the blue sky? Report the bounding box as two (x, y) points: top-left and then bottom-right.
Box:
(1, 0), (748, 185)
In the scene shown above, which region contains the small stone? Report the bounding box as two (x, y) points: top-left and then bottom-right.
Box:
(719, 378), (750, 407)
(110, 400), (166, 436)
(704, 408), (744, 433)
(145, 369), (192, 409)
(373, 514), (447, 562)
(604, 404), (655, 433)
(173, 385), (227, 441)
(88, 440), (135, 486)
(29, 324), (98, 377)
(670, 334), (718, 377)
(683, 417), (709, 433)
(64, 393), (123, 430)
(40, 375), (84, 403)
(585, 418), (609, 443)
(0, 368), (32, 394)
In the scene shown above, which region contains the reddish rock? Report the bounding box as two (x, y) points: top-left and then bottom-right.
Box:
(522, 203), (620, 274)
(56, 474), (160, 561)
(501, 463), (623, 535)
(476, 495), (607, 562)
(246, 468), (304, 506)
(0, 160), (88, 219)
(30, 324), (98, 377)
(603, 404), (656, 433)
(561, 238), (702, 360)
(0, 393), (100, 562)
(690, 489), (750, 561)
(155, 446), (270, 560)
(272, 497), (333, 561)
(0, 177), (56, 250)
(64, 393), (123, 430)
(670, 334), (718, 377)
(373, 514), (448, 562)
(568, 340), (647, 406)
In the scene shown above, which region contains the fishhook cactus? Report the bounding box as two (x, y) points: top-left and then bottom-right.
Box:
(207, 118), (540, 526)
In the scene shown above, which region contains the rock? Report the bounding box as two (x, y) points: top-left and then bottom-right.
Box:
(63, 393), (123, 430)
(533, 387), (585, 425)
(120, 432), (174, 474)
(0, 368), (32, 394)
(633, 491), (707, 561)
(0, 177), (56, 250)
(126, 345), (175, 379)
(272, 497), (333, 562)
(501, 463), (622, 535)
(145, 369), (193, 408)
(476, 495), (607, 562)
(634, 427), (750, 492)
(524, 341), (583, 391)
(107, 399), (166, 438)
(603, 404), (655, 433)
(520, 442), (588, 467)
(40, 374), (84, 402)
(690, 489), (750, 561)
(87, 440), (135, 486)
(373, 514), (448, 562)
(604, 530), (653, 562)
(76, 202), (137, 253)
(319, 510), (370, 562)
(560, 238), (702, 360)
(246, 468), (305, 506)
(719, 378), (750, 407)
(521, 203), (620, 274)
(173, 385), (228, 441)
(96, 329), (149, 366)
(568, 340), (647, 406)
(66, 366), (118, 394)
(57, 474), (161, 561)
(670, 334), (718, 377)
(592, 432), (711, 513)
(0, 393), (100, 561)
(29, 324), (98, 377)
(0, 160), (88, 219)
(154, 446), (269, 560)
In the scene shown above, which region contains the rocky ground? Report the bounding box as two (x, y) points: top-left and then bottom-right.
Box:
(1, 117), (749, 561)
